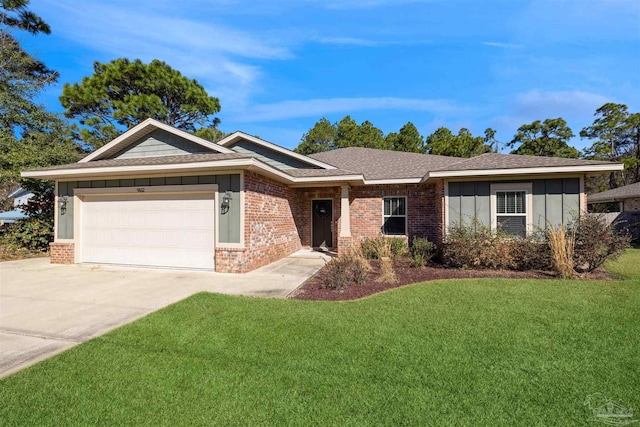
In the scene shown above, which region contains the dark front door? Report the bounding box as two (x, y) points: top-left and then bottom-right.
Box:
(312, 200), (333, 248)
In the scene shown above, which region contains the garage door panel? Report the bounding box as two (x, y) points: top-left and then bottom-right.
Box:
(81, 192), (215, 269)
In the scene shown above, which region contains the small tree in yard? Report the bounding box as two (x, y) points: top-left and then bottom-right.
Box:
(571, 214), (630, 273)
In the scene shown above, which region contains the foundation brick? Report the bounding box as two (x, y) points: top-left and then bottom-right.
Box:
(50, 242), (74, 264)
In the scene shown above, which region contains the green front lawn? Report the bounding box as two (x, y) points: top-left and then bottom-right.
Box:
(1, 251), (639, 426)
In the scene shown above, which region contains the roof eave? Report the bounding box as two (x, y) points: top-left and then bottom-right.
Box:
(427, 163), (624, 179)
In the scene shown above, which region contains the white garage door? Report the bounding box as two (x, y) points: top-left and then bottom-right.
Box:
(81, 192), (215, 269)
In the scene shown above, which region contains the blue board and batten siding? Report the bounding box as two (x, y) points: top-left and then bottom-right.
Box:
(111, 129), (211, 159)
(448, 178), (581, 230)
(56, 174), (241, 243)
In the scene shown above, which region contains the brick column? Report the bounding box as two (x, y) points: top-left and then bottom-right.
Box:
(50, 242), (74, 264)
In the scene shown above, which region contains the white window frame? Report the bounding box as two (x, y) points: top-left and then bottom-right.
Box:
(490, 183), (533, 236)
(382, 196), (407, 236)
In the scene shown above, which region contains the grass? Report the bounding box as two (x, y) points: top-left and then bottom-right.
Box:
(0, 251), (639, 426)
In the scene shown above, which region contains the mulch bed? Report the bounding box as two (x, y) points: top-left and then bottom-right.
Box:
(289, 260), (613, 301)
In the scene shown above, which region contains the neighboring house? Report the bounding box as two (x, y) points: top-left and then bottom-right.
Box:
(21, 119), (623, 272)
(588, 181), (640, 242)
(0, 187), (33, 226)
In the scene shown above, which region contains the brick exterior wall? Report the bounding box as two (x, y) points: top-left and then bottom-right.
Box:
(296, 187), (342, 248)
(50, 242), (74, 264)
(342, 182), (443, 252)
(215, 171), (302, 273)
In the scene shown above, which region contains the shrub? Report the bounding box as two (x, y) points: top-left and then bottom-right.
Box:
(514, 233), (552, 271)
(321, 247), (371, 290)
(410, 237), (436, 268)
(388, 238), (409, 259)
(376, 257), (397, 283)
(571, 213), (630, 273)
(442, 224), (552, 271)
(360, 236), (408, 260)
(547, 226), (575, 278)
(361, 237), (383, 259)
(442, 224), (518, 270)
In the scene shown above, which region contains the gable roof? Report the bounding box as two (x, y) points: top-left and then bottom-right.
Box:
(589, 181), (640, 203)
(79, 118), (234, 163)
(219, 131), (337, 170)
(8, 187), (32, 198)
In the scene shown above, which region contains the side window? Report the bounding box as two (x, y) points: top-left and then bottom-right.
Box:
(495, 190), (527, 237)
(383, 197), (406, 235)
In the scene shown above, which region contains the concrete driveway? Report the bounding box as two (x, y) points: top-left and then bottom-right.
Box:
(0, 251), (328, 378)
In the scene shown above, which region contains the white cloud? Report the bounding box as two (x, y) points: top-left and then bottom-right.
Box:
(511, 90), (613, 119)
(232, 97), (461, 122)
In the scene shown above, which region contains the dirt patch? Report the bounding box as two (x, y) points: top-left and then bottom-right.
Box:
(289, 260), (612, 301)
(0, 245), (48, 262)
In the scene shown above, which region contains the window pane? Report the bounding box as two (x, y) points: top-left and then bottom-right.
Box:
(497, 192), (506, 214)
(383, 216), (406, 235)
(497, 216), (526, 237)
(384, 198), (391, 215)
(394, 198), (405, 215)
(496, 191), (526, 214)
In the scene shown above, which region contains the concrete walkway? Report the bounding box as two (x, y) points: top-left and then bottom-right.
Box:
(0, 250), (329, 378)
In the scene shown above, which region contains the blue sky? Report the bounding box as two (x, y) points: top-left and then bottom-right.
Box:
(23, 0), (640, 151)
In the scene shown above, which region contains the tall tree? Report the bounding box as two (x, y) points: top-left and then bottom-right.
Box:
(295, 117), (337, 155)
(0, 0), (82, 210)
(358, 120), (386, 149)
(386, 122), (424, 153)
(507, 118), (579, 158)
(60, 58), (221, 149)
(425, 127), (491, 157)
(581, 103), (640, 186)
(334, 115), (362, 149)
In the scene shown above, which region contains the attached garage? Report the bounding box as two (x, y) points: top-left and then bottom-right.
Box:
(77, 186), (216, 270)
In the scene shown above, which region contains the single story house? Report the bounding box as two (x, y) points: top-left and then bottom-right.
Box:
(588, 181), (640, 241)
(0, 187), (33, 226)
(22, 118), (623, 273)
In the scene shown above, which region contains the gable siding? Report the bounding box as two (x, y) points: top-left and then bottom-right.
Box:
(228, 139), (320, 169)
(449, 178), (581, 232)
(57, 174), (241, 244)
(110, 129), (213, 159)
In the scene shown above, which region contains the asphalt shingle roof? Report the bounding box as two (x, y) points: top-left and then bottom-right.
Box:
(309, 148), (615, 180)
(589, 181), (640, 202)
(26, 153), (251, 171)
(309, 147), (463, 180)
(435, 153), (613, 172)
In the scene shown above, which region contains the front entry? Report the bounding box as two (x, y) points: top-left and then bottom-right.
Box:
(312, 199), (333, 248)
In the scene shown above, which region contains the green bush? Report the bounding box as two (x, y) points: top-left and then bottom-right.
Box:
(5, 218), (52, 252)
(571, 213), (630, 272)
(4, 181), (54, 252)
(410, 237), (436, 268)
(388, 238), (409, 259)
